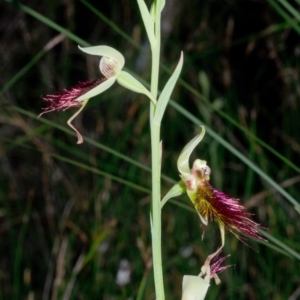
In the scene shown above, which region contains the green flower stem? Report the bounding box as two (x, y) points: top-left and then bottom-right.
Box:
(150, 121), (164, 299)
(150, 1), (165, 299)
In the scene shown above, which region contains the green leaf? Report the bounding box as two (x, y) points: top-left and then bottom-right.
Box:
(82, 231), (108, 266)
(154, 52), (183, 123)
(150, 2), (156, 20)
(161, 180), (186, 208)
(136, 0), (156, 44)
(117, 71), (157, 105)
(198, 71), (210, 100)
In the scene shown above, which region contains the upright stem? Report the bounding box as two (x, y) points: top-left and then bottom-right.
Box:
(150, 1), (164, 299)
(150, 121), (163, 299)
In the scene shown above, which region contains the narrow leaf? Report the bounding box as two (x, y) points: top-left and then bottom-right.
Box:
(154, 52), (183, 123)
(198, 71), (210, 100)
(136, 0), (156, 44)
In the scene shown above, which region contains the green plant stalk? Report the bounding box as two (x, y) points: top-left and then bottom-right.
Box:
(150, 1), (165, 299)
(150, 121), (163, 299)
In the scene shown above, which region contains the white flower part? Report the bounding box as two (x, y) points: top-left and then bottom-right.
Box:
(76, 45), (156, 105)
(74, 45), (125, 101)
(100, 57), (122, 78)
(79, 45), (124, 79)
(179, 173), (197, 191)
(177, 126), (205, 179)
(181, 275), (210, 300)
(192, 159), (211, 181)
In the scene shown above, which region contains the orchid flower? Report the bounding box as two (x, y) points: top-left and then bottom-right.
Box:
(162, 126), (265, 266)
(40, 45), (156, 144)
(181, 254), (231, 300)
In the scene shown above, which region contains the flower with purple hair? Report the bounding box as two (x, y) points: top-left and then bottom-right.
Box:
(175, 126), (265, 263)
(182, 254), (232, 300)
(187, 159), (264, 242)
(40, 45), (156, 144)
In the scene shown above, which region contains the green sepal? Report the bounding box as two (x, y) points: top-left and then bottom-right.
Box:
(161, 180), (186, 208)
(177, 126), (205, 177)
(76, 76), (116, 101)
(117, 71), (157, 105)
(78, 45), (125, 69)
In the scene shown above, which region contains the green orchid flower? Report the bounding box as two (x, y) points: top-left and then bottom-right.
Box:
(162, 126), (264, 270)
(40, 45), (156, 144)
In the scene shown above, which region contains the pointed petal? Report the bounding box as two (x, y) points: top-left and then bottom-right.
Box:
(161, 180), (186, 208)
(67, 99), (89, 144)
(177, 126), (205, 177)
(75, 76), (116, 101)
(116, 71), (157, 105)
(181, 275), (210, 300)
(78, 45), (125, 69)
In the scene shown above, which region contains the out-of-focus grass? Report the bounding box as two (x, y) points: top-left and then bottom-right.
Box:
(1, 0), (300, 299)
